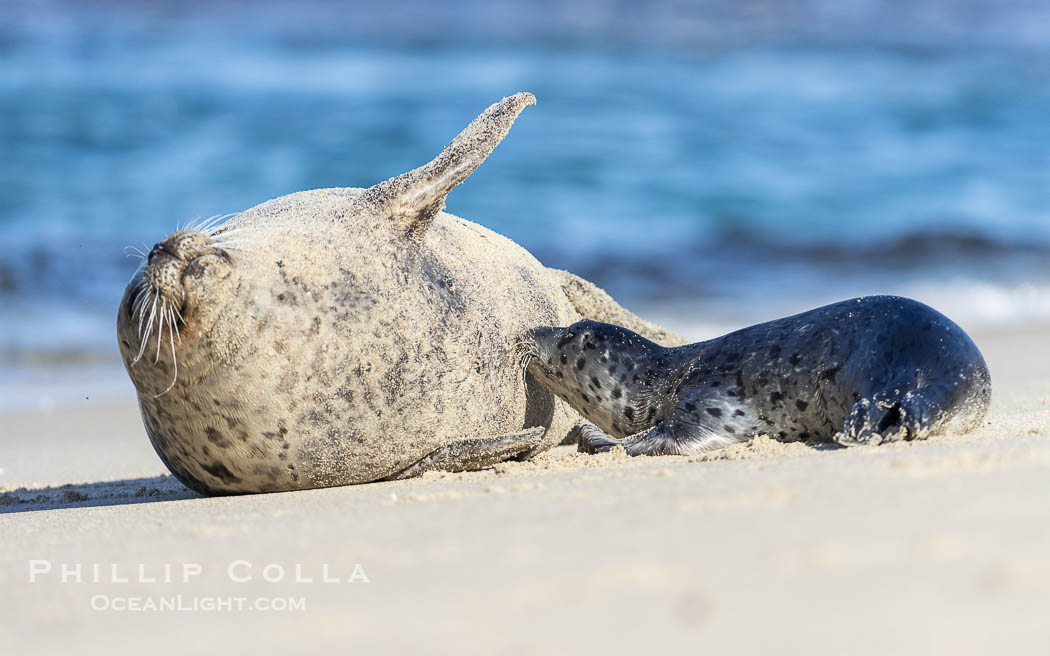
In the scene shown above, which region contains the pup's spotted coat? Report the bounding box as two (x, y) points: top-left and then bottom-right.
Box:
(528, 296), (991, 455)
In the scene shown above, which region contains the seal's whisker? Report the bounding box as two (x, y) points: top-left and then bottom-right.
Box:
(124, 245), (147, 259)
(154, 298), (167, 364)
(518, 352), (532, 391)
(134, 289), (147, 336)
(135, 288), (152, 339)
(513, 336), (537, 392)
(179, 215), (202, 232)
(209, 216), (245, 236)
(154, 308), (179, 398)
(171, 303), (184, 344)
(136, 287), (153, 338)
(199, 213), (237, 235)
(131, 285), (148, 322)
(182, 212), (233, 236)
(132, 294), (158, 365)
(189, 214), (214, 233)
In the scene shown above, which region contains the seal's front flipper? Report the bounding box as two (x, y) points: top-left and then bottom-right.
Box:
(838, 388), (941, 446)
(386, 426), (546, 480)
(574, 418), (747, 457)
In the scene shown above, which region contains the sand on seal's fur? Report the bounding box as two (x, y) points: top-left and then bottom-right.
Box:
(115, 93), (686, 494)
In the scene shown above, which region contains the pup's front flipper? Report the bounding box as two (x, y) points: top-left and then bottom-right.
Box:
(571, 422), (623, 454)
(386, 426), (546, 480)
(573, 416), (748, 457)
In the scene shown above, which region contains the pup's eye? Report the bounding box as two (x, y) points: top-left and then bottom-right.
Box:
(556, 331), (575, 349)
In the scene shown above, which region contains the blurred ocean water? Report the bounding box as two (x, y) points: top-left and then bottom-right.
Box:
(1, 0), (1048, 408)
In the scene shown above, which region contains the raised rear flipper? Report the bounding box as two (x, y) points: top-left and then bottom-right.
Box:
(353, 92), (537, 243)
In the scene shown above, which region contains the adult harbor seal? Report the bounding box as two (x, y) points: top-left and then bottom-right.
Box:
(117, 92), (685, 495)
(526, 296), (991, 455)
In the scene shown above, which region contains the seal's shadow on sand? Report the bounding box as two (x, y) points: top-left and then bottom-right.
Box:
(0, 476), (199, 514)
(0, 440), (851, 514)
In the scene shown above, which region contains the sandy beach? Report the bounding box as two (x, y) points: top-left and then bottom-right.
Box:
(1, 321), (1047, 654)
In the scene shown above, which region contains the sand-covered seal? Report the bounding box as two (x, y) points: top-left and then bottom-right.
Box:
(117, 93), (684, 495)
(527, 296), (991, 455)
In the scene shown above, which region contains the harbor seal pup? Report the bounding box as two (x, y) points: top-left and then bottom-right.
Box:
(526, 296), (991, 455)
(117, 92), (684, 495)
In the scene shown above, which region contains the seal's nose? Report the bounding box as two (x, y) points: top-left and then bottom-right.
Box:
(148, 241), (179, 263)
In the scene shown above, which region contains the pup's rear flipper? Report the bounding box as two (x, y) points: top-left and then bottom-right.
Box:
(837, 387), (943, 446)
(386, 426), (546, 480)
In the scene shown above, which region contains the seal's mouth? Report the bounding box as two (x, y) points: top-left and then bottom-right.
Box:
(524, 326), (565, 380)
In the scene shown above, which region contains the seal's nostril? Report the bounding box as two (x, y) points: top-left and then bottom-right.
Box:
(149, 242), (179, 262)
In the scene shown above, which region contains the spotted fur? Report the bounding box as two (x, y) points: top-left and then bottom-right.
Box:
(528, 296), (991, 456)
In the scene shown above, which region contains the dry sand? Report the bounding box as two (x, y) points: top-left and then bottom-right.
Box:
(1, 322), (1048, 654)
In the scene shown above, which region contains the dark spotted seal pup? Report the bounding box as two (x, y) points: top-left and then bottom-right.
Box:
(527, 296), (991, 455)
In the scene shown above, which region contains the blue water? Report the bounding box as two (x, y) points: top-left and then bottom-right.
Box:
(2, 1), (1049, 407)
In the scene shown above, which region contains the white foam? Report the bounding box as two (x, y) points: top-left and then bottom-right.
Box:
(642, 278), (1050, 342)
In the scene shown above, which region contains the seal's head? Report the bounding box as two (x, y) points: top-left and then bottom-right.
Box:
(117, 221), (234, 397)
(527, 319), (670, 436)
